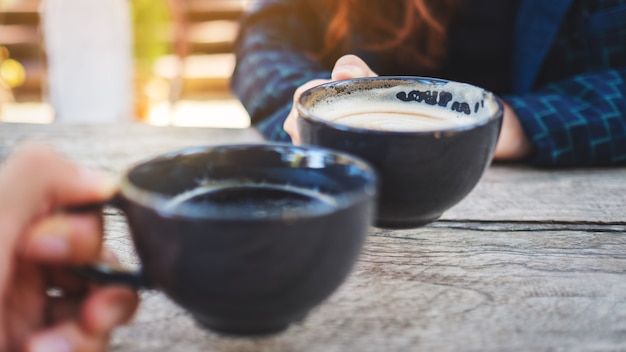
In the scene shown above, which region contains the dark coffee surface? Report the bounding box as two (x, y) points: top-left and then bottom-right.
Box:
(165, 184), (338, 218)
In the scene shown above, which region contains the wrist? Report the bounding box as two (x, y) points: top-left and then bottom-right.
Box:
(494, 103), (533, 160)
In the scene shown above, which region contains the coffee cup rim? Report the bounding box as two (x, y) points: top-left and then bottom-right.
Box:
(116, 143), (378, 220)
(296, 76), (504, 136)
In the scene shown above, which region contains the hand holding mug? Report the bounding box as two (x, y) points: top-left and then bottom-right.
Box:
(284, 55), (378, 144)
(0, 144), (138, 352)
(77, 144), (377, 336)
(296, 76), (504, 228)
(285, 54), (531, 160)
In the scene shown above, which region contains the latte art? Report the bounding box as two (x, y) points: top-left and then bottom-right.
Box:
(297, 77), (504, 228)
(330, 111), (471, 131)
(305, 81), (498, 132)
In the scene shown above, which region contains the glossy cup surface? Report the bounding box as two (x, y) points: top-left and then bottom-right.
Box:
(117, 144), (377, 335)
(297, 77), (503, 228)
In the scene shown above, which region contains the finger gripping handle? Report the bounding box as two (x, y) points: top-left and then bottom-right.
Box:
(65, 194), (150, 290)
(74, 264), (149, 289)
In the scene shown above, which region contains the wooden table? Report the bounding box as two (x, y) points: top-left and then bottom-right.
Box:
(2, 122), (626, 351)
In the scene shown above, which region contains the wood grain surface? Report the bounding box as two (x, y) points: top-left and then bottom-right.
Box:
(1, 122), (625, 352)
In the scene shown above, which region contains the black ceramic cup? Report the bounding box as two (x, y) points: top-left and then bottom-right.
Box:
(80, 144), (377, 335)
(296, 77), (503, 229)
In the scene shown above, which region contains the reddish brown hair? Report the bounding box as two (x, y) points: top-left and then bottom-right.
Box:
(313, 0), (458, 74)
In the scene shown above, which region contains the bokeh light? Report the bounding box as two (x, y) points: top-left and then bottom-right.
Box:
(0, 58), (26, 88)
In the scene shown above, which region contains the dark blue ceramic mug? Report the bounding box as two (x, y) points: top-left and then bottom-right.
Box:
(297, 77), (503, 229)
(77, 144), (377, 335)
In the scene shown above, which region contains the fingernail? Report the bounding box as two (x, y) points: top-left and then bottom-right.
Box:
(30, 332), (71, 352)
(100, 247), (119, 264)
(333, 65), (366, 79)
(79, 168), (117, 196)
(101, 296), (129, 330)
(30, 236), (69, 260)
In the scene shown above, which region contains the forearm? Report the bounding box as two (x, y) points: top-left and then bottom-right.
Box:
(231, 0), (331, 140)
(505, 69), (626, 167)
(231, 45), (329, 129)
(255, 104), (292, 141)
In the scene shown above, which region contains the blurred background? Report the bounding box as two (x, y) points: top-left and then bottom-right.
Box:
(0, 0), (251, 128)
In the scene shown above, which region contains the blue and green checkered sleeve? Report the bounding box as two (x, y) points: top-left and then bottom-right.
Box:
(506, 69), (626, 167)
(231, 1), (330, 142)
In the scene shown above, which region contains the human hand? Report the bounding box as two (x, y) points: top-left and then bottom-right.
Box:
(0, 144), (139, 352)
(284, 55), (531, 161)
(493, 103), (533, 160)
(284, 54), (378, 144)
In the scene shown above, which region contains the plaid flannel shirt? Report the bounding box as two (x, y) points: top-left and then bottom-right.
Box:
(231, 0), (626, 167)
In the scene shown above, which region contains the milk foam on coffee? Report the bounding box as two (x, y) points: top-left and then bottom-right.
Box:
(306, 80), (499, 132)
(322, 110), (466, 132)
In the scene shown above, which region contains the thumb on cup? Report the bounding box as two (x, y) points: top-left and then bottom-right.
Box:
(331, 55), (378, 81)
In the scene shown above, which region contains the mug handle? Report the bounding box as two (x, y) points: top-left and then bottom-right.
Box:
(64, 194), (150, 290)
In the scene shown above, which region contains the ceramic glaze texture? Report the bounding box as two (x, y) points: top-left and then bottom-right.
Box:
(101, 144), (377, 335)
(297, 77), (503, 228)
